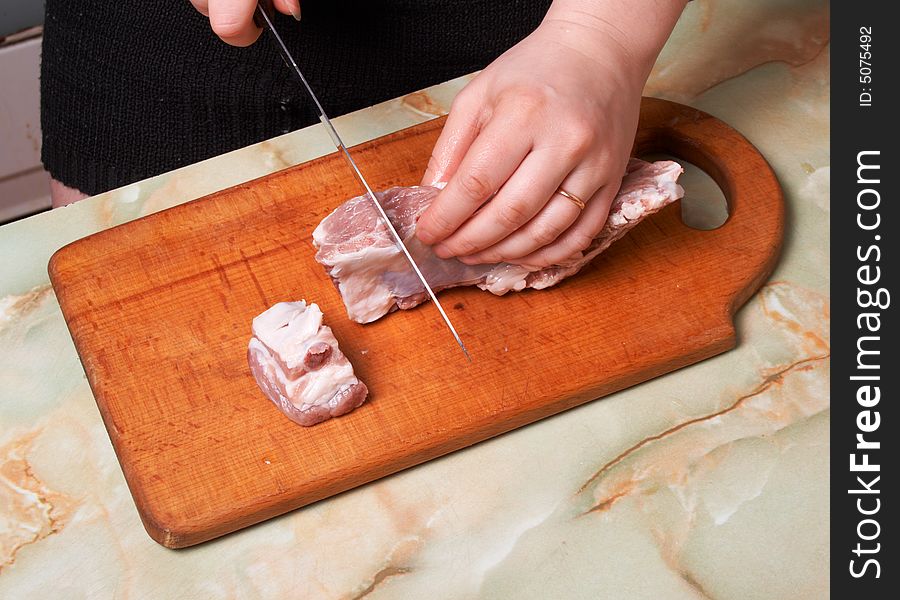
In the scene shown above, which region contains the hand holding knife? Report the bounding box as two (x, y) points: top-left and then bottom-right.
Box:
(253, 1), (472, 361)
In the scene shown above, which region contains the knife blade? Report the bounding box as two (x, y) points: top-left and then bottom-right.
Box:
(254, 3), (471, 361)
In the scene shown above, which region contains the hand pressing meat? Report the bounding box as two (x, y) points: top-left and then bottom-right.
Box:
(417, 0), (688, 267)
(248, 301), (368, 426)
(314, 158), (683, 324)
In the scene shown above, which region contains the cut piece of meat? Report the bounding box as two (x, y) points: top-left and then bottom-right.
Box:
(248, 301), (368, 426)
(313, 158), (685, 323)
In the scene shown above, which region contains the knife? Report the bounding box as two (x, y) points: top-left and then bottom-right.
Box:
(253, 3), (471, 361)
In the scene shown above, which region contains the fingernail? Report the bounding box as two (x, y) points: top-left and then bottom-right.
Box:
(291, 2), (302, 21)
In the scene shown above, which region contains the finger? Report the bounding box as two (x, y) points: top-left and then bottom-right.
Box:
(421, 91), (484, 186)
(190, 0), (210, 16)
(416, 113), (533, 246)
(440, 151), (603, 260)
(434, 152), (559, 258)
(512, 183), (619, 268)
(459, 193), (583, 264)
(194, 0), (299, 23)
(208, 0), (262, 46)
(273, 0), (302, 20)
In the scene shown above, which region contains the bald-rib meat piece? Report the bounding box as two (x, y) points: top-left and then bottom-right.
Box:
(313, 159), (684, 323)
(248, 301), (368, 426)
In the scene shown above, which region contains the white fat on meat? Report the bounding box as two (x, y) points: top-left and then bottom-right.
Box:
(313, 158), (685, 323)
(247, 301), (368, 426)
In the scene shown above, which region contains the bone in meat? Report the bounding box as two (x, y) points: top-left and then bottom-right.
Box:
(248, 301), (368, 426)
(313, 158), (684, 323)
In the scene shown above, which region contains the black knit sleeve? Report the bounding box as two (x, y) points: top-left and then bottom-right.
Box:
(41, 0), (551, 196)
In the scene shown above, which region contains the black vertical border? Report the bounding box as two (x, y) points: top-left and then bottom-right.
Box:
(831, 2), (897, 596)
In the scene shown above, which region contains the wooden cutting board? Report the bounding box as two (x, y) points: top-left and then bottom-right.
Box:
(49, 98), (783, 548)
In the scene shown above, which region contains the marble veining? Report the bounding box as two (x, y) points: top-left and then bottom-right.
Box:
(0, 429), (76, 572)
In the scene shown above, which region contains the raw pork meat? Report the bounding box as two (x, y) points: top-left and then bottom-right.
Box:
(313, 159), (684, 323)
(248, 301), (368, 426)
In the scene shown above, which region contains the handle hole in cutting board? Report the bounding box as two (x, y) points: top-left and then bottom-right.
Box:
(641, 153), (729, 231)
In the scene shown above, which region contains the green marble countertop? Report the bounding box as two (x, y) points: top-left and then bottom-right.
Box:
(1, 0), (829, 597)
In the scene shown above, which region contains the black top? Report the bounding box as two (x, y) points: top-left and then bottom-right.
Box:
(40, 0), (551, 196)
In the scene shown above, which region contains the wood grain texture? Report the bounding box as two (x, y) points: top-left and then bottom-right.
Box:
(48, 98), (783, 548)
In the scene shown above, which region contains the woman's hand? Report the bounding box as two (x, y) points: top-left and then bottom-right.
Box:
(190, 0), (301, 47)
(416, 0), (687, 268)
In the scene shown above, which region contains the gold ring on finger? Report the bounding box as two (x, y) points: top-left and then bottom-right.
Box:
(555, 187), (586, 211)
